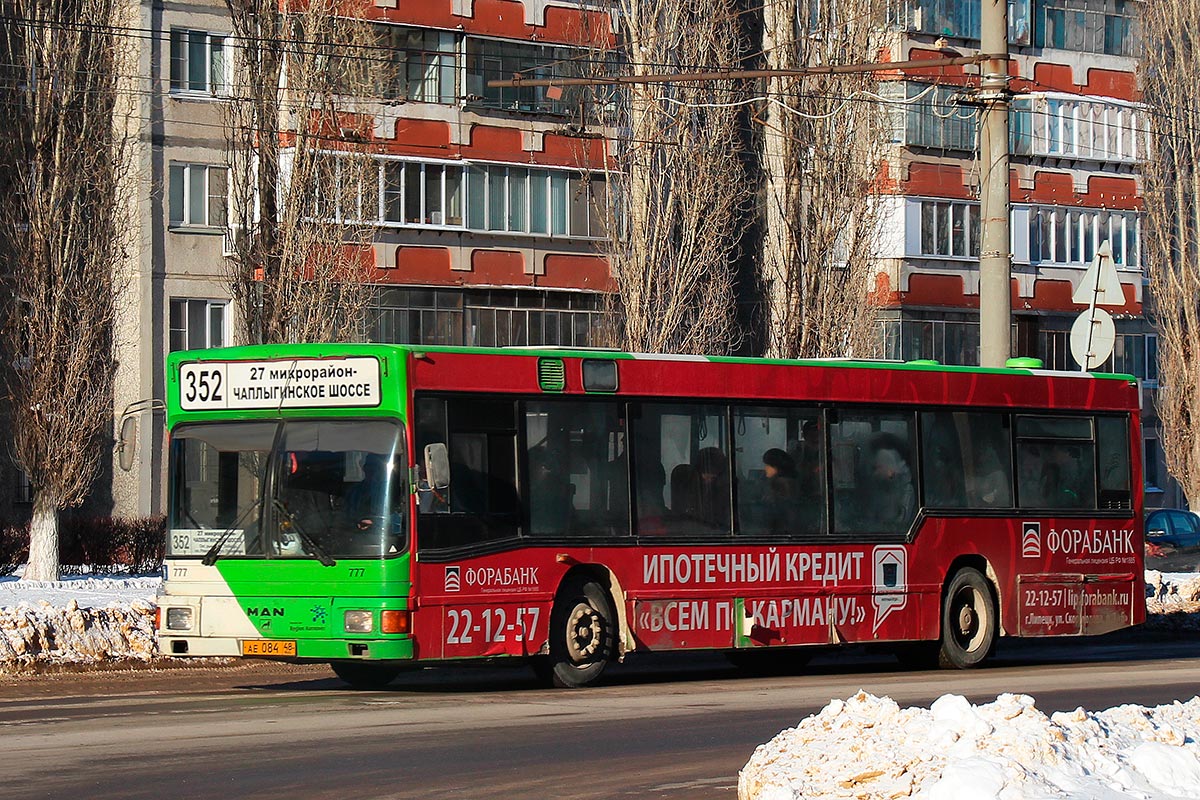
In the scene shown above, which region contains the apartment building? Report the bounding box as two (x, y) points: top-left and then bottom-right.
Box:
(872, 0), (1178, 506)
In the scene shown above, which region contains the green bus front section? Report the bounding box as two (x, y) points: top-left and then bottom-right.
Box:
(210, 556), (414, 661)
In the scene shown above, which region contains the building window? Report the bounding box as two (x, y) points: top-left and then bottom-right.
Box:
(887, 0), (1030, 44)
(169, 29), (228, 95)
(15, 470), (33, 504)
(1144, 437), (1160, 490)
(1025, 205), (1140, 268)
(892, 318), (980, 365)
(369, 288), (604, 348)
(1035, 0), (1141, 56)
(901, 84), (976, 151)
(1145, 333), (1158, 383)
(386, 26), (457, 104)
(170, 299), (227, 351)
(466, 165), (604, 238)
(381, 161), (463, 226)
(169, 164), (228, 229)
(370, 288), (464, 346)
(918, 200), (980, 258)
(465, 290), (603, 348)
(1038, 329), (1072, 371)
(1011, 94), (1146, 162)
(466, 38), (588, 116)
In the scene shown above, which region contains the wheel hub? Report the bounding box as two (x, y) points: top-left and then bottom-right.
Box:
(957, 604), (976, 636)
(565, 603), (601, 662)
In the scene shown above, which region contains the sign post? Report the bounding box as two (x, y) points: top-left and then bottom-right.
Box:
(1069, 241), (1123, 371)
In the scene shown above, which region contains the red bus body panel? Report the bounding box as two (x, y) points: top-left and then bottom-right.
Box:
(404, 351), (1144, 661)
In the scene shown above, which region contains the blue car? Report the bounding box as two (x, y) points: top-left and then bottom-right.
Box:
(1146, 509), (1200, 549)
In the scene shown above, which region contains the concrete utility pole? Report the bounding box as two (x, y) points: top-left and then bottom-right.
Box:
(977, 0), (1012, 368)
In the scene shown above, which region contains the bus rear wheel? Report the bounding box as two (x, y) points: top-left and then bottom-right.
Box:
(331, 662), (401, 690)
(545, 578), (615, 689)
(937, 568), (996, 669)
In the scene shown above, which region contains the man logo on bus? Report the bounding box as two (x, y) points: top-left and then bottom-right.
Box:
(445, 566), (461, 593)
(1022, 522), (1042, 558)
(872, 545), (907, 634)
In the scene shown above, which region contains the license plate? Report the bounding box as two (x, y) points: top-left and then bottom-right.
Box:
(242, 639), (297, 657)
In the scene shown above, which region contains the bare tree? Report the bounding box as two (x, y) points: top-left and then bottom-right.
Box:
(599, 0), (751, 355)
(757, 0), (889, 358)
(1143, 0), (1200, 506)
(224, 0), (383, 345)
(0, 0), (135, 580)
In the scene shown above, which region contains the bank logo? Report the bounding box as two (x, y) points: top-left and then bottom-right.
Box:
(1022, 522), (1042, 558)
(445, 566), (461, 593)
(872, 545), (908, 634)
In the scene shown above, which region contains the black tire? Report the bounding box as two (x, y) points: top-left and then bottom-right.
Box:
(937, 568), (997, 669)
(544, 578), (616, 689)
(331, 662), (401, 689)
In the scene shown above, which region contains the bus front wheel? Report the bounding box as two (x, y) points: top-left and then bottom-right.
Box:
(331, 662), (401, 690)
(937, 568), (996, 669)
(544, 578), (615, 688)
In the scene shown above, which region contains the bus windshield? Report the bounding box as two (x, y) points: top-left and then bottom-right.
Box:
(168, 419), (407, 561)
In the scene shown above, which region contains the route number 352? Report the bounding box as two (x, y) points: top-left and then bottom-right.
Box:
(182, 366), (224, 406)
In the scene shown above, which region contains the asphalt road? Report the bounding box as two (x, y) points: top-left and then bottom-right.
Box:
(2, 633), (1200, 800)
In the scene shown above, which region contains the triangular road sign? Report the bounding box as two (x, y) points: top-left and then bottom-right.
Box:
(1071, 240), (1125, 307)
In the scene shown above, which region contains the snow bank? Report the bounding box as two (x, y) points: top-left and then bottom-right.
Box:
(0, 598), (158, 667)
(0, 574), (160, 668)
(739, 691), (1200, 800)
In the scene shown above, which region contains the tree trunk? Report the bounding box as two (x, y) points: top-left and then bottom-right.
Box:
(23, 494), (60, 582)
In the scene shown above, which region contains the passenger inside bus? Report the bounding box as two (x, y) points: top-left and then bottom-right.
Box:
(867, 436), (915, 531)
(761, 448), (802, 534)
(670, 463), (700, 518)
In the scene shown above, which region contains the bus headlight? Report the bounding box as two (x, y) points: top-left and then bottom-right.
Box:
(344, 610), (373, 633)
(166, 607), (194, 631)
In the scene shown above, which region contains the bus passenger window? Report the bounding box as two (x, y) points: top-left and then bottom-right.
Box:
(733, 406), (825, 537)
(1096, 416), (1131, 509)
(920, 412), (1012, 509)
(1015, 416), (1096, 510)
(632, 402), (730, 536)
(830, 411), (917, 537)
(524, 401), (628, 537)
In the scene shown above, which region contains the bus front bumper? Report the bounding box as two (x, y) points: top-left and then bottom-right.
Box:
(159, 635), (414, 661)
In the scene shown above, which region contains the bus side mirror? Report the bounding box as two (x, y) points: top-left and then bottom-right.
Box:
(424, 443), (450, 489)
(117, 416), (137, 472)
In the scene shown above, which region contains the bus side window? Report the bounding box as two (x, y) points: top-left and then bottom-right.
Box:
(920, 412), (1012, 509)
(831, 411), (917, 537)
(524, 400), (629, 537)
(1015, 416), (1096, 510)
(632, 402), (730, 537)
(732, 406), (825, 538)
(1096, 416), (1131, 510)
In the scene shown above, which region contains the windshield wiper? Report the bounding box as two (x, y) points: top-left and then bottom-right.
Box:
(272, 498), (336, 567)
(201, 498), (262, 566)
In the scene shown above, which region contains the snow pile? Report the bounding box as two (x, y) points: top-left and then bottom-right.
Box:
(0, 598), (158, 667)
(1144, 571), (1200, 632)
(740, 692), (1200, 800)
(0, 574), (160, 668)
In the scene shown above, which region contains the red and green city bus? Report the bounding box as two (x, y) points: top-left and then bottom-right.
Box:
(158, 344), (1144, 688)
